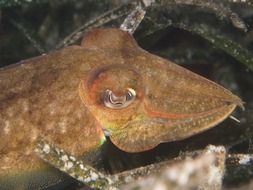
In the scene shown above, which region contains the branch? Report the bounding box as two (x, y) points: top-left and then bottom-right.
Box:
(120, 3), (146, 34)
(34, 140), (116, 190)
(35, 139), (226, 190)
(152, 0), (248, 32)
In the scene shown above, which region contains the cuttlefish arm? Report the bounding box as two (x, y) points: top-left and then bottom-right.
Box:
(79, 28), (244, 153)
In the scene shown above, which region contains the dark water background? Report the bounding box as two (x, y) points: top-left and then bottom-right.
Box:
(0, 1), (253, 189)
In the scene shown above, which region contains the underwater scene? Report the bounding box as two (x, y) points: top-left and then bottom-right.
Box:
(0, 0), (253, 190)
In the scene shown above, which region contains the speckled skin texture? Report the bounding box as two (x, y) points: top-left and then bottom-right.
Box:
(0, 28), (242, 188)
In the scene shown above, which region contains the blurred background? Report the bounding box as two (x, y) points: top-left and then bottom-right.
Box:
(1, 0), (253, 189)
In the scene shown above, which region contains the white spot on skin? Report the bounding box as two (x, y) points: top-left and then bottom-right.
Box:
(30, 129), (38, 141)
(80, 164), (84, 170)
(55, 147), (61, 155)
(22, 100), (29, 112)
(77, 176), (84, 181)
(64, 161), (74, 170)
(61, 155), (69, 162)
(24, 148), (32, 155)
(83, 177), (91, 183)
(43, 144), (50, 154)
(124, 176), (133, 183)
(90, 172), (99, 181)
(49, 107), (56, 115)
(4, 121), (10, 134)
(59, 120), (67, 134)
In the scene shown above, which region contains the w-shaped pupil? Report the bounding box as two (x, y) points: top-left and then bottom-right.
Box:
(103, 88), (136, 109)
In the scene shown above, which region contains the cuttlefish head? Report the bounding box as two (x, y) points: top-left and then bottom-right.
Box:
(79, 28), (244, 153)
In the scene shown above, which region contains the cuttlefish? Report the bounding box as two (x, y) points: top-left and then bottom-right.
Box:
(0, 28), (243, 189)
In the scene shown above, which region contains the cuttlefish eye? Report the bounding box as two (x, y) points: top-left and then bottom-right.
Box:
(103, 88), (136, 109)
(79, 64), (144, 110)
(79, 64), (144, 129)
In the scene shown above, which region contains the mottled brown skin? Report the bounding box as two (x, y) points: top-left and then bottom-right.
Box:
(0, 28), (243, 189)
